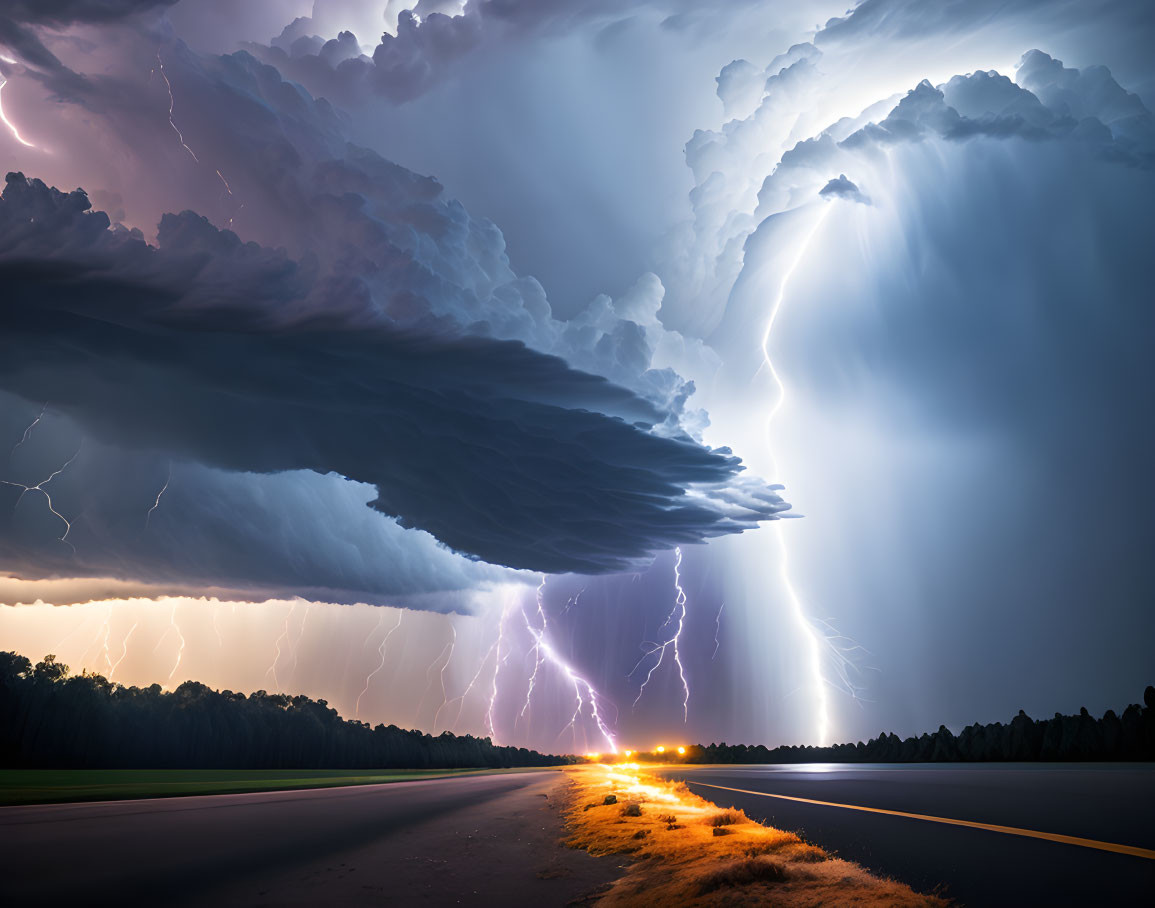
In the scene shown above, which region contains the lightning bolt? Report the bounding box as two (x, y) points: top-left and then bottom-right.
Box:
(630, 546), (691, 722)
(426, 625), (457, 731)
(757, 203), (871, 746)
(289, 602), (314, 679)
(10, 402), (46, 455)
(2, 443), (82, 553)
(514, 579), (616, 753)
(518, 576), (550, 723)
(153, 52), (241, 226)
(145, 462), (171, 529)
(265, 603), (296, 692)
(98, 604), (112, 676)
(165, 596), (187, 683)
(109, 620), (139, 679)
(484, 600), (514, 742)
(355, 610), (403, 719)
(712, 601), (725, 661)
(0, 78), (36, 149)
(155, 51), (198, 162)
(444, 632), (502, 734)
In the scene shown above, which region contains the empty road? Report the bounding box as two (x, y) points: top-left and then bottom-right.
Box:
(0, 770), (619, 907)
(655, 763), (1155, 906)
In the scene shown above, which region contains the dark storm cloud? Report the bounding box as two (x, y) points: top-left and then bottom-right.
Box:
(0, 173), (789, 576)
(0, 0), (175, 74)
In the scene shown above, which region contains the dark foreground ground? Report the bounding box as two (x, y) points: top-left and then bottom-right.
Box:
(0, 771), (620, 907)
(655, 763), (1155, 907)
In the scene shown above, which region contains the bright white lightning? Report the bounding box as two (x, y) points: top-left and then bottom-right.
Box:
(2, 444), (82, 554)
(522, 619), (616, 754)
(355, 610), (402, 719)
(0, 79), (36, 149)
(758, 204), (858, 747)
(163, 602), (186, 685)
(484, 600), (514, 741)
(145, 462), (171, 529)
(155, 51), (199, 163)
(109, 621), (140, 679)
(425, 626), (457, 729)
(11, 403), (46, 454)
(631, 546), (691, 722)
(712, 602), (725, 661)
(518, 576), (549, 723)
(265, 603), (296, 692)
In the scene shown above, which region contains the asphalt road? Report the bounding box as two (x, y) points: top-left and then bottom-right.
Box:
(654, 763), (1155, 906)
(0, 770), (619, 907)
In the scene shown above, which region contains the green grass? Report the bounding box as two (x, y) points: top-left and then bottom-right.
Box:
(0, 766), (558, 806)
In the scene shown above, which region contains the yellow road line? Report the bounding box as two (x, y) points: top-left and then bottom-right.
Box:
(687, 781), (1155, 861)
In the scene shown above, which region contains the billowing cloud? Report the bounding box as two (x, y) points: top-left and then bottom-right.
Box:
(819, 173), (869, 203)
(0, 173), (789, 580)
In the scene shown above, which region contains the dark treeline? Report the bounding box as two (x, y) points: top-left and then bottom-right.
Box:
(0, 652), (574, 769)
(684, 687), (1155, 764)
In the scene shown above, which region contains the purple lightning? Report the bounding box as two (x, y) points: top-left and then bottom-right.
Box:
(630, 546), (690, 722)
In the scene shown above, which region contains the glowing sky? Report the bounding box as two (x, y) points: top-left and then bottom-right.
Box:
(1, 0), (1152, 754)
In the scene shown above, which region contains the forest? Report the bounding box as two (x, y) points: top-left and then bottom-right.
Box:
(0, 652), (572, 769)
(682, 686), (1155, 764)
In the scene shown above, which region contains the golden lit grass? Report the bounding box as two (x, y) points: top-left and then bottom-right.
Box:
(562, 764), (948, 907)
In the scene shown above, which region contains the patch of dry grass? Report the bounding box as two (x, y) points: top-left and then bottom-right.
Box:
(562, 764), (948, 907)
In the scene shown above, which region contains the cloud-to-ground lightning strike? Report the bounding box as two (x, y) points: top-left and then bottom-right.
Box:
(145, 462), (171, 529)
(484, 600), (515, 741)
(265, 603), (296, 692)
(425, 625), (458, 730)
(2, 444), (82, 554)
(518, 576), (550, 724)
(631, 546), (691, 722)
(109, 621), (140, 679)
(164, 602), (187, 685)
(757, 203), (869, 745)
(355, 610), (403, 719)
(522, 618), (616, 754)
(509, 578), (617, 752)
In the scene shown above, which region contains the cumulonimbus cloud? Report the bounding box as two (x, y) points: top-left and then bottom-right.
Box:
(0, 173), (790, 576)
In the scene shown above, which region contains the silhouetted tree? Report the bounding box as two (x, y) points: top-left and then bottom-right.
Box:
(0, 653), (575, 770)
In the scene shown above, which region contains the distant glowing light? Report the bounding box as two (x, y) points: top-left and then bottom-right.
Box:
(656, 745), (666, 754)
(677, 746), (686, 755)
(0, 79), (35, 149)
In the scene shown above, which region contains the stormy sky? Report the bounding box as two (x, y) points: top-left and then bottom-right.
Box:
(0, 0), (1152, 754)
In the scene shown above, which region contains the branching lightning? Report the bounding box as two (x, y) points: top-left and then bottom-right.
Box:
(630, 546), (691, 722)
(355, 610), (403, 719)
(516, 578), (616, 753)
(2, 443), (82, 554)
(11, 403), (46, 454)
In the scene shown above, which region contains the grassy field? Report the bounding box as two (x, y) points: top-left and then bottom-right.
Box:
(0, 766), (558, 806)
